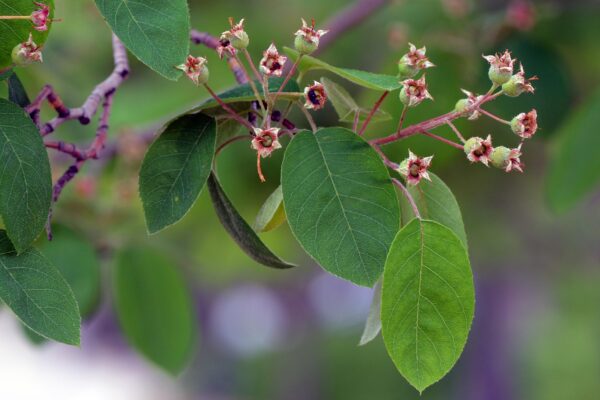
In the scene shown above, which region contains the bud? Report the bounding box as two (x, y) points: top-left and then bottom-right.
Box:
(482, 50), (515, 85)
(396, 150), (433, 185)
(464, 135), (493, 166)
(490, 145), (523, 172)
(252, 128), (282, 158)
(260, 43), (287, 77)
(176, 55), (209, 85)
(304, 81), (327, 110)
(454, 89), (482, 120)
(294, 18), (328, 55)
(510, 109), (538, 139)
(31, 1), (50, 32)
(11, 34), (43, 65)
(398, 43), (435, 78)
(502, 63), (537, 97)
(221, 18), (249, 50)
(399, 75), (433, 107)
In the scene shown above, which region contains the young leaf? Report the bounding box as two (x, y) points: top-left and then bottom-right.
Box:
(0, 98), (52, 252)
(254, 185), (286, 233)
(321, 77), (391, 124)
(195, 77), (301, 112)
(207, 173), (295, 269)
(546, 89), (600, 213)
(284, 47), (402, 91)
(7, 72), (31, 107)
(0, 230), (80, 345)
(140, 113), (216, 234)
(114, 247), (197, 374)
(281, 128), (400, 287)
(38, 227), (101, 318)
(359, 279), (382, 346)
(381, 219), (475, 393)
(0, 0), (54, 69)
(400, 172), (468, 248)
(94, 0), (190, 80)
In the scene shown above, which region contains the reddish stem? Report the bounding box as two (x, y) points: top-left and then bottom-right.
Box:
(420, 130), (464, 150)
(204, 84), (256, 131)
(371, 91), (502, 146)
(358, 91), (389, 136)
(478, 108), (510, 125)
(392, 178), (421, 219)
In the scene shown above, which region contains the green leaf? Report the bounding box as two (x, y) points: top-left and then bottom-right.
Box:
(39, 227), (101, 318)
(321, 77), (391, 124)
(359, 279), (382, 346)
(253, 185), (286, 233)
(281, 128), (400, 286)
(0, 68), (13, 82)
(140, 113), (216, 234)
(400, 173), (468, 248)
(114, 247), (197, 374)
(207, 173), (295, 269)
(0, 98), (52, 252)
(546, 89), (600, 213)
(285, 47), (402, 91)
(0, 0), (54, 69)
(381, 219), (475, 393)
(94, 0), (190, 80)
(195, 77), (302, 112)
(0, 230), (80, 345)
(7, 72), (30, 107)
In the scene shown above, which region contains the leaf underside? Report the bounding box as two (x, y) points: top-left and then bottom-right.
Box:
(207, 173), (296, 270)
(254, 185), (286, 233)
(400, 172), (468, 248)
(381, 219), (474, 393)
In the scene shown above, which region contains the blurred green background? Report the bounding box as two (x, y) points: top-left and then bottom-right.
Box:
(1, 0), (600, 399)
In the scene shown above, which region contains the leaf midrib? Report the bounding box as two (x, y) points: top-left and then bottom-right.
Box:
(313, 134), (371, 284)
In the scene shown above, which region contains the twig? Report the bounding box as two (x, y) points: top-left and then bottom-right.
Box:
(313, 0), (390, 55)
(28, 34), (129, 137)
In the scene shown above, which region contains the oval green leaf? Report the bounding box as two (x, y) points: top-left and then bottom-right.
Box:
(321, 77), (391, 124)
(140, 113), (216, 234)
(0, 98), (52, 252)
(0, 230), (80, 345)
(253, 185), (286, 233)
(94, 0), (190, 80)
(285, 47), (402, 91)
(400, 172), (468, 248)
(114, 247), (197, 374)
(381, 219), (475, 393)
(207, 173), (295, 269)
(39, 227), (101, 318)
(0, 0), (54, 69)
(281, 128), (400, 286)
(546, 88), (600, 213)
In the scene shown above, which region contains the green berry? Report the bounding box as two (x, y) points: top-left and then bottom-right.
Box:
(490, 146), (511, 169)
